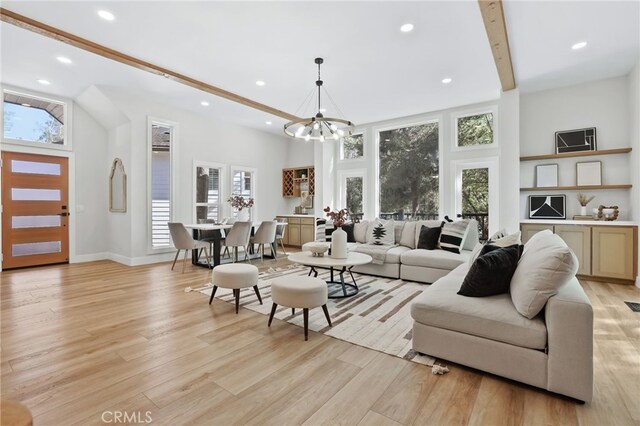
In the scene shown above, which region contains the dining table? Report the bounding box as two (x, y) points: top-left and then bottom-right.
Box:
(184, 222), (285, 268)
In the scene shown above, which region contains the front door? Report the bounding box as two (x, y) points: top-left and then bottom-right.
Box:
(1, 152), (69, 269)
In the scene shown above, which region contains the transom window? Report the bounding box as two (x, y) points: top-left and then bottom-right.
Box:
(3, 90), (67, 147)
(455, 111), (495, 148)
(340, 133), (364, 160)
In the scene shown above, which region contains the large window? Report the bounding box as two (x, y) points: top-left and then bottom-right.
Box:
(378, 122), (439, 220)
(455, 111), (495, 148)
(339, 171), (366, 222)
(340, 133), (364, 160)
(150, 122), (173, 248)
(195, 163), (224, 223)
(231, 167), (256, 219)
(3, 90), (67, 147)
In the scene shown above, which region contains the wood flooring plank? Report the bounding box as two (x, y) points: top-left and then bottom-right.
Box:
(358, 410), (405, 426)
(467, 375), (525, 426)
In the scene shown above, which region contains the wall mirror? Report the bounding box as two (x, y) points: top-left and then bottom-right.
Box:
(109, 158), (127, 212)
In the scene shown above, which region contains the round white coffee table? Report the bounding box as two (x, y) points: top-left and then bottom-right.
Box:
(287, 251), (373, 298)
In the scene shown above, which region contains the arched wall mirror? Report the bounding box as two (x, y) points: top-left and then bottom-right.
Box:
(109, 158), (127, 212)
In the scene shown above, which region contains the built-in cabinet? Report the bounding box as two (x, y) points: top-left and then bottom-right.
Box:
(276, 215), (316, 247)
(521, 222), (638, 283)
(282, 166), (315, 198)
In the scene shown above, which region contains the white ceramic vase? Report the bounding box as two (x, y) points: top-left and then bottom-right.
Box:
(580, 206), (587, 216)
(331, 227), (348, 259)
(237, 208), (250, 222)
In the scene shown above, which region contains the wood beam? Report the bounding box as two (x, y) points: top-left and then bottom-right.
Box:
(0, 7), (301, 122)
(478, 0), (516, 91)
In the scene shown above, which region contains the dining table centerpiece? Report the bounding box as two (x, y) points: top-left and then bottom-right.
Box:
(228, 195), (254, 221)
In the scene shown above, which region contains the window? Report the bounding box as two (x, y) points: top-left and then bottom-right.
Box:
(195, 163), (225, 223)
(340, 133), (364, 160)
(378, 122), (439, 220)
(231, 167), (256, 219)
(150, 122), (173, 248)
(339, 170), (366, 222)
(455, 110), (496, 149)
(3, 90), (68, 148)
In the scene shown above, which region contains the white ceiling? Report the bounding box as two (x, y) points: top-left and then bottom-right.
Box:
(1, 1), (638, 136)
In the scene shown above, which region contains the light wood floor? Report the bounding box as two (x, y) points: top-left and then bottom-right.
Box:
(1, 255), (639, 425)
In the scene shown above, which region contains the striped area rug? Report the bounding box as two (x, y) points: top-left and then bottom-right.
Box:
(196, 265), (439, 367)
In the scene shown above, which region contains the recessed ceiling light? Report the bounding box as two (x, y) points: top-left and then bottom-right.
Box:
(400, 23), (414, 33)
(37, 79), (51, 85)
(265, 121), (272, 125)
(200, 101), (209, 106)
(57, 56), (72, 64)
(98, 10), (115, 21)
(21, 103), (31, 107)
(255, 80), (266, 86)
(441, 77), (453, 84)
(572, 41), (587, 50)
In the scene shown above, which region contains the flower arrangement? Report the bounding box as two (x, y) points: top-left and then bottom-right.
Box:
(324, 206), (349, 227)
(227, 195), (254, 210)
(577, 193), (595, 207)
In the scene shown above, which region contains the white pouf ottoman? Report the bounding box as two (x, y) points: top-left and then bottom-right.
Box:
(209, 263), (261, 314)
(268, 276), (332, 340)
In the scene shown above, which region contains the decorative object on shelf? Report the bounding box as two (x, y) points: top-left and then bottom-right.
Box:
(300, 190), (313, 211)
(284, 58), (355, 142)
(324, 206), (349, 258)
(577, 193), (595, 216)
(555, 127), (596, 154)
(576, 161), (602, 186)
(597, 205), (619, 221)
(529, 195), (566, 219)
(535, 164), (558, 188)
(228, 195), (254, 221)
(109, 158), (127, 213)
(573, 215), (593, 220)
(306, 242), (329, 257)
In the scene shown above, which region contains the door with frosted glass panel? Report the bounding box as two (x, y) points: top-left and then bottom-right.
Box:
(1, 152), (69, 269)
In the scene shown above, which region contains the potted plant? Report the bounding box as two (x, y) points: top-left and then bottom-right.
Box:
(324, 206), (349, 258)
(577, 193), (595, 217)
(228, 195), (254, 221)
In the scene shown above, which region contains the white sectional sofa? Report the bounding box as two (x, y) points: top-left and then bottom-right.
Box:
(411, 230), (593, 402)
(303, 219), (479, 284)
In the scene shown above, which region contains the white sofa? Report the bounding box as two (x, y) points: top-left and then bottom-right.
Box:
(303, 220), (479, 284)
(411, 231), (593, 402)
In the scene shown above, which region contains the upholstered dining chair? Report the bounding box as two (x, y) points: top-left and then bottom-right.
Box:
(274, 219), (288, 256)
(168, 222), (210, 273)
(221, 221), (253, 263)
(249, 221), (278, 263)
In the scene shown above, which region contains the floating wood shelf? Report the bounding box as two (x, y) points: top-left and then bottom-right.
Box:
(520, 184), (633, 192)
(520, 148), (632, 161)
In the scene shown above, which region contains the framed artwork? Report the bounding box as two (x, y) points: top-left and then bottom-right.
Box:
(535, 164), (558, 187)
(529, 195), (566, 219)
(555, 127), (597, 154)
(576, 161), (602, 186)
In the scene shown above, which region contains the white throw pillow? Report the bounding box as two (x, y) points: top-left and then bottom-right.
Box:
(491, 231), (522, 247)
(400, 222), (417, 248)
(468, 242), (484, 265)
(439, 220), (471, 254)
(353, 220), (369, 243)
(510, 232), (578, 319)
(525, 229), (553, 247)
(367, 219), (395, 245)
(489, 228), (507, 241)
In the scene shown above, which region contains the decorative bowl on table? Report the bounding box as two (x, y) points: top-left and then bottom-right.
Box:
(306, 242), (329, 257)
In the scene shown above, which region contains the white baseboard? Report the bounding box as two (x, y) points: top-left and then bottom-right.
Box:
(107, 251), (176, 266)
(636, 276), (639, 289)
(70, 252), (109, 263)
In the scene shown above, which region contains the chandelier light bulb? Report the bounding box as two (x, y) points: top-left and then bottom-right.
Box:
(319, 135), (325, 142)
(330, 124), (338, 131)
(295, 126), (305, 136)
(305, 134), (311, 142)
(337, 129), (345, 136)
(333, 133), (339, 140)
(313, 122), (320, 130)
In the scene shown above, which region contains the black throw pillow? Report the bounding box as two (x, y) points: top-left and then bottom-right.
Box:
(417, 224), (442, 250)
(342, 223), (356, 243)
(458, 244), (524, 297)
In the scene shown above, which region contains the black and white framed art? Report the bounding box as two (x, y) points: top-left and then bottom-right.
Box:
(528, 195), (566, 219)
(555, 128), (597, 154)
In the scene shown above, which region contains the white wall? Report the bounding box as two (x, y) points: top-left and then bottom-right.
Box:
(282, 139), (314, 214)
(95, 86), (297, 263)
(627, 63), (640, 286)
(520, 76), (633, 219)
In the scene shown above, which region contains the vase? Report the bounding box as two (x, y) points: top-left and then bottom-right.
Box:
(580, 206), (587, 216)
(331, 227), (348, 259)
(237, 208), (250, 222)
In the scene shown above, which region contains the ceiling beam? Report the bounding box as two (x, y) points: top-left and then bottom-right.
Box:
(0, 7), (301, 122)
(478, 0), (516, 91)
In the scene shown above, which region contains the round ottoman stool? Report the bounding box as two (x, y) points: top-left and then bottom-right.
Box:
(209, 264), (261, 314)
(268, 276), (332, 340)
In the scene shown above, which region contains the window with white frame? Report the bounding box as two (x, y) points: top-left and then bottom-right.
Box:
(340, 133), (364, 160)
(150, 122), (173, 248)
(455, 110), (496, 148)
(3, 90), (68, 148)
(231, 167), (256, 219)
(195, 163), (225, 223)
(378, 121), (440, 220)
(339, 171), (366, 221)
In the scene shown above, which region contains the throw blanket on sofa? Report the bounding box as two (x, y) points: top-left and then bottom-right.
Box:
(353, 243), (397, 265)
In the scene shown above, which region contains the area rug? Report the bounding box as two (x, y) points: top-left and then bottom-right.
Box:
(190, 265), (446, 371)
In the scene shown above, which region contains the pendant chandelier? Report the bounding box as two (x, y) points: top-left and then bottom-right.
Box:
(284, 57), (355, 142)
